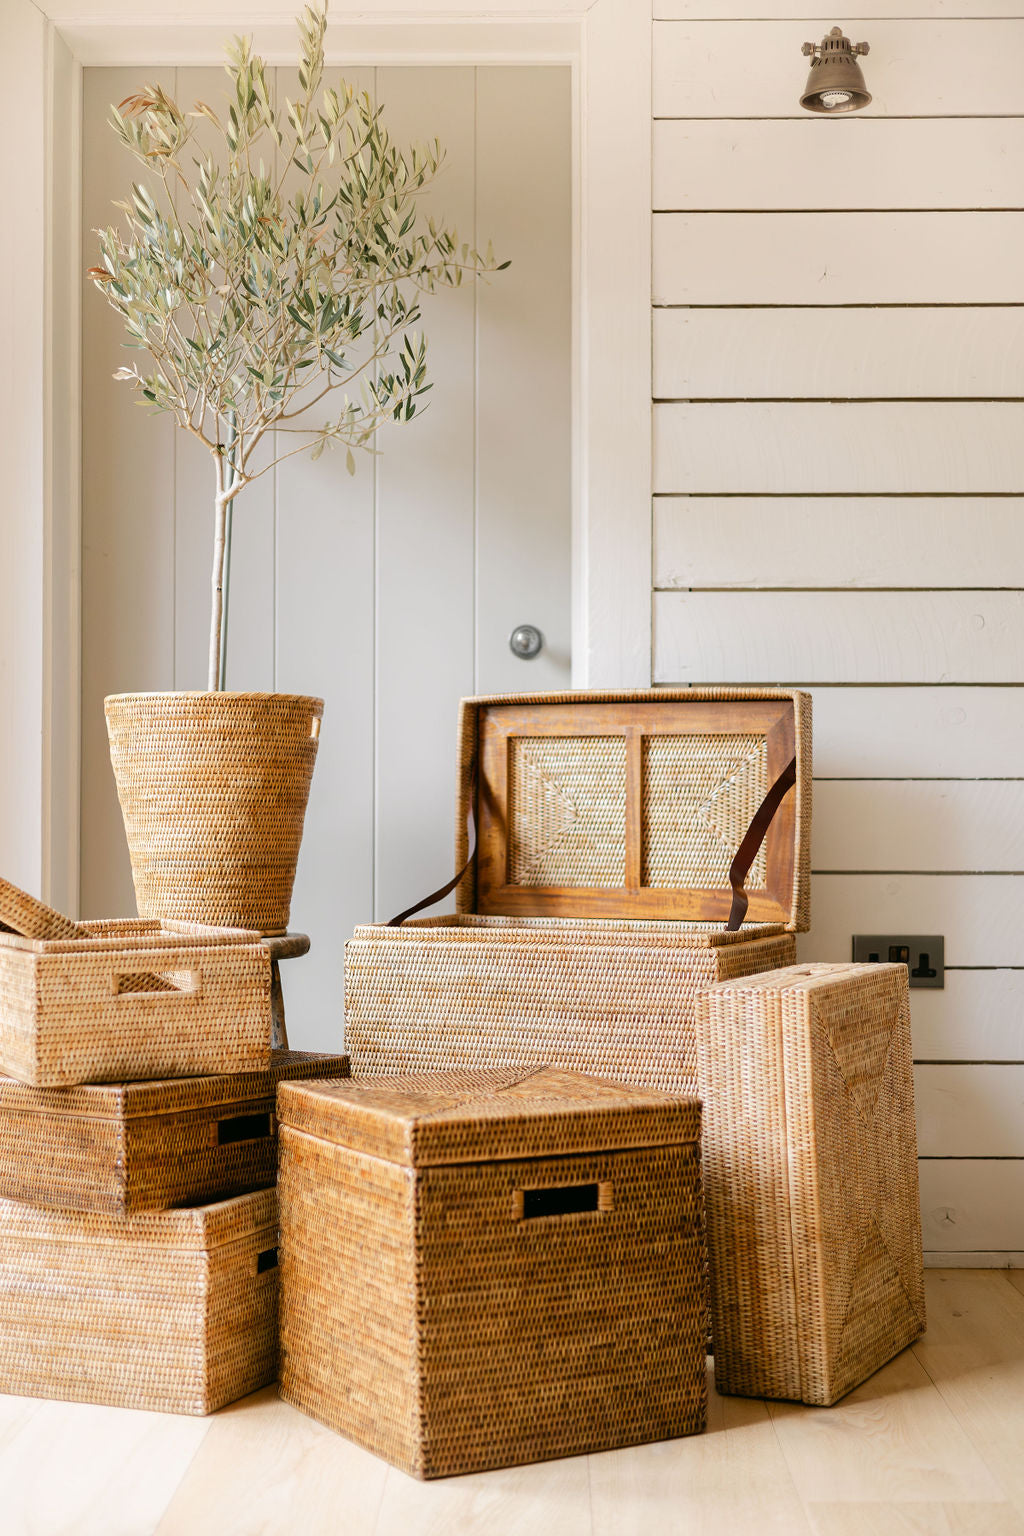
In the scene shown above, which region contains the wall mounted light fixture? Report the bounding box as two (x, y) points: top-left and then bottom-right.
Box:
(800, 27), (871, 114)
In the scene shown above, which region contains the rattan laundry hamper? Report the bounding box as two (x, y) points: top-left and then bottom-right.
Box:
(0, 1187), (279, 1414)
(278, 1067), (707, 1478)
(345, 690), (812, 1094)
(0, 919), (272, 1086)
(0, 1050), (349, 1215)
(697, 963), (926, 1406)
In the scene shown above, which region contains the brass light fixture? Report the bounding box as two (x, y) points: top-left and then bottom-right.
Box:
(800, 27), (871, 114)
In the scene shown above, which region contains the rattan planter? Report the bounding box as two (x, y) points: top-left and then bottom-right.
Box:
(345, 689), (811, 1095)
(697, 963), (926, 1406)
(0, 1187), (279, 1415)
(0, 1049), (349, 1215)
(278, 1067), (708, 1478)
(105, 692), (323, 934)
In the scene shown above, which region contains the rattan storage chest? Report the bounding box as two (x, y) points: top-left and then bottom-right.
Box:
(697, 963), (926, 1406)
(0, 1050), (349, 1215)
(278, 1067), (708, 1478)
(0, 1186), (279, 1414)
(0, 919), (272, 1086)
(345, 690), (812, 1094)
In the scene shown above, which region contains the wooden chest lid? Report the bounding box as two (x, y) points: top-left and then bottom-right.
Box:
(454, 688), (812, 932)
(278, 1066), (701, 1167)
(0, 1050), (349, 1121)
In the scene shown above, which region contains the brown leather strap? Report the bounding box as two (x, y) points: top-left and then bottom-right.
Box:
(725, 755), (798, 932)
(388, 762), (478, 927)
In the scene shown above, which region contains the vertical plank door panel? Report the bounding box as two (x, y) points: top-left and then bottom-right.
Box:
(373, 66), (477, 927)
(81, 68), (176, 920)
(274, 65), (377, 1051)
(475, 65), (572, 695)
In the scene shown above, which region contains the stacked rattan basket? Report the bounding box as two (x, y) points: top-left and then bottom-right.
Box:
(0, 876), (349, 1415)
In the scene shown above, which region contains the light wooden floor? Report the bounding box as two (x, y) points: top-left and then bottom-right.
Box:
(3, 1270), (1024, 1536)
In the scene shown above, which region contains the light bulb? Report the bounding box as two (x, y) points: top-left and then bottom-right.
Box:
(819, 89), (852, 108)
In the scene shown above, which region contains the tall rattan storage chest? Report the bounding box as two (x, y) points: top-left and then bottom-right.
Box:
(697, 963), (926, 1405)
(345, 690), (811, 1093)
(278, 1067), (708, 1478)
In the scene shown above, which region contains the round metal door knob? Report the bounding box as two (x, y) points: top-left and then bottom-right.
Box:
(509, 624), (544, 660)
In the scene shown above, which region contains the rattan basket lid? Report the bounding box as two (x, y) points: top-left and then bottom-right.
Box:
(278, 1066), (701, 1167)
(0, 1186), (277, 1247)
(453, 689), (812, 932)
(0, 1051), (349, 1121)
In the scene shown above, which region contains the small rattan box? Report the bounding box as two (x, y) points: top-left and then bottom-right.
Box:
(0, 919), (273, 1087)
(697, 963), (926, 1406)
(278, 1067), (708, 1479)
(0, 1187), (279, 1415)
(0, 1050), (349, 1215)
(345, 690), (811, 1095)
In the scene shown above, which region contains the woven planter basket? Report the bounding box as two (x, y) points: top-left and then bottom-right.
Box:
(105, 692), (323, 935)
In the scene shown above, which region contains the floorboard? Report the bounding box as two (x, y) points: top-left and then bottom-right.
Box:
(2, 1271), (1022, 1536)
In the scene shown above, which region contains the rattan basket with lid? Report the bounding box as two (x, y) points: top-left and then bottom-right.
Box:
(0, 1187), (279, 1415)
(345, 689), (811, 1094)
(0, 1049), (349, 1215)
(278, 1066), (708, 1478)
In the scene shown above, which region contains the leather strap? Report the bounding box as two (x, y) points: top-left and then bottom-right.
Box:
(388, 761), (478, 927)
(725, 755), (798, 932)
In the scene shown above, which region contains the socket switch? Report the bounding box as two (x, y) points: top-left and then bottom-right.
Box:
(851, 934), (944, 990)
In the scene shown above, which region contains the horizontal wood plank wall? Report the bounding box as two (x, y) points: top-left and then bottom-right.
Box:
(653, 8), (1024, 1260)
(79, 65), (571, 1050)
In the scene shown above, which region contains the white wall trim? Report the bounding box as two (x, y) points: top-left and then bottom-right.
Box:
(3, 0), (652, 906)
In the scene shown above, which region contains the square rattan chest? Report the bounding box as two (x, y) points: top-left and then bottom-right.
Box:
(0, 1049), (349, 1215)
(0, 1186), (279, 1415)
(345, 689), (812, 1095)
(278, 1066), (708, 1478)
(697, 963), (926, 1406)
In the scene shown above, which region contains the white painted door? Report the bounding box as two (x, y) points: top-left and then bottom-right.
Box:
(80, 63), (572, 1050)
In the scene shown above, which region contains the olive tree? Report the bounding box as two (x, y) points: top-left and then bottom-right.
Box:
(89, 5), (507, 687)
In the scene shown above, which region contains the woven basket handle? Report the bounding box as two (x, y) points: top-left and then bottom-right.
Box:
(725, 756), (798, 932)
(387, 760), (478, 927)
(0, 877), (86, 941)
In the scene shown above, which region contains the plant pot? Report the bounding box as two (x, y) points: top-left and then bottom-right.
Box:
(105, 692), (324, 935)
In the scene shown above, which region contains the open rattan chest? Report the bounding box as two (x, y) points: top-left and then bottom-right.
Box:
(345, 689), (812, 1093)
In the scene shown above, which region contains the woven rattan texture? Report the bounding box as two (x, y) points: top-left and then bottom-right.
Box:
(697, 963), (926, 1407)
(454, 689), (813, 930)
(508, 736), (626, 887)
(278, 1071), (706, 1478)
(0, 1188), (278, 1414)
(105, 692), (323, 933)
(642, 734), (769, 889)
(345, 922), (795, 1094)
(0, 1051), (349, 1214)
(0, 877), (82, 940)
(0, 922), (272, 1087)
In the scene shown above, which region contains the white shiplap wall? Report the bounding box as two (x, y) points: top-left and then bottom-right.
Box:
(80, 64), (571, 1049)
(652, 4), (1024, 1261)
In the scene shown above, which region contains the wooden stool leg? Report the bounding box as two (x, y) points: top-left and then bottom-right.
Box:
(270, 960), (289, 1050)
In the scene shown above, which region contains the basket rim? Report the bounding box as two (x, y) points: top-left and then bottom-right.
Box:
(104, 690), (324, 708)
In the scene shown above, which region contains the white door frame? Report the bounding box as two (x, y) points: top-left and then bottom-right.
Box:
(1, 0), (652, 914)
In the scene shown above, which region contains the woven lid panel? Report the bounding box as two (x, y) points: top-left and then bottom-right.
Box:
(509, 737), (626, 887)
(279, 1066), (701, 1168)
(641, 733), (769, 891)
(0, 1186), (278, 1248)
(0, 1050), (349, 1120)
